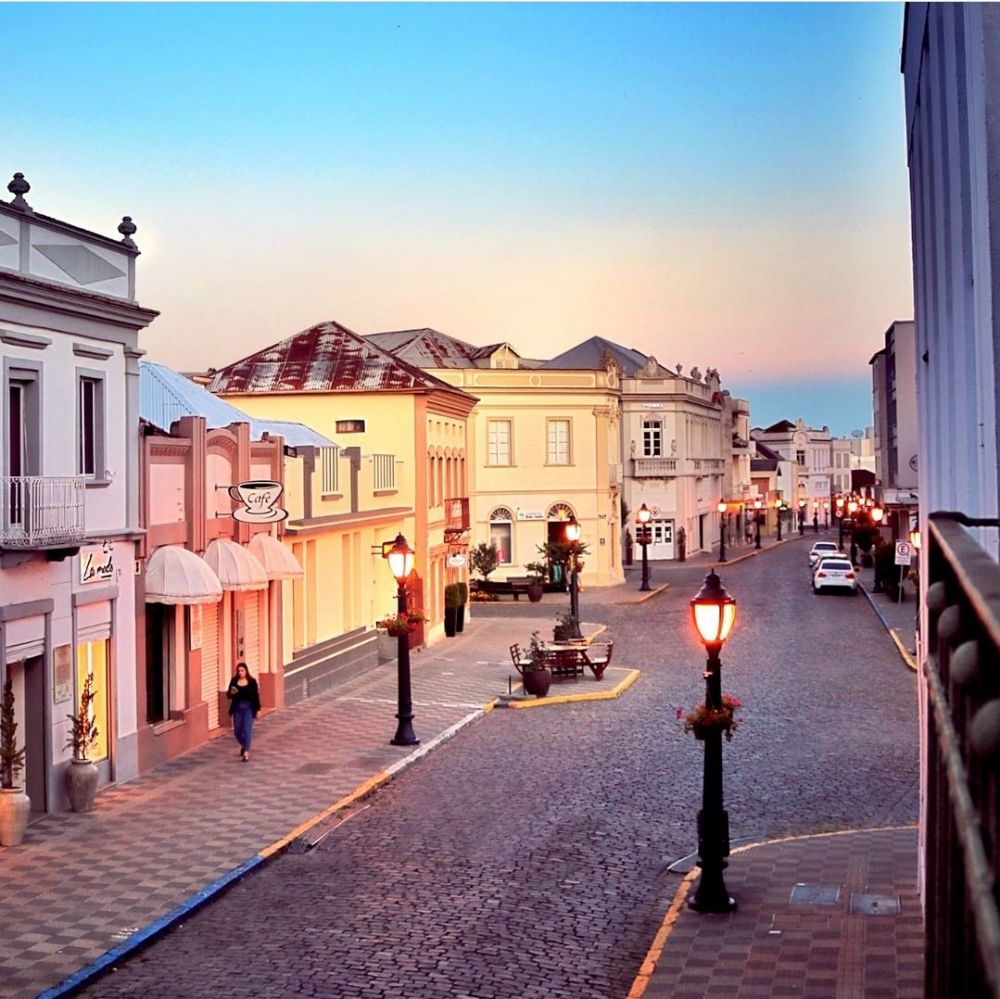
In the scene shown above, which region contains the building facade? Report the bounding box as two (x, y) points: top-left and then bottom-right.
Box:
(0, 174), (157, 811)
(870, 320), (918, 508)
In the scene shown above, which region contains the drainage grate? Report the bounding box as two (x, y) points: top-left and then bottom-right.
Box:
(296, 762), (335, 775)
(849, 893), (901, 916)
(285, 837), (311, 855)
(790, 883), (841, 906)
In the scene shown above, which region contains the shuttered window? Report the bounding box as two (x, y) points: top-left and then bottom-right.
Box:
(320, 445), (339, 495)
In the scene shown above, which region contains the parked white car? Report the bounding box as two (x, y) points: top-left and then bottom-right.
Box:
(808, 541), (842, 568)
(812, 556), (858, 595)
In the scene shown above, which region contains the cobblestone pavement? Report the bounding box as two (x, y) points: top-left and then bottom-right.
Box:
(69, 533), (920, 999)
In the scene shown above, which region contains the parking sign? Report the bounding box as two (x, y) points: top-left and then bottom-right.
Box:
(894, 541), (913, 566)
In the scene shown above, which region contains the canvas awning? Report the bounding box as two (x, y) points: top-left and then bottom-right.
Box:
(248, 533), (304, 580)
(145, 546), (223, 606)
(203, 538), (268, 591)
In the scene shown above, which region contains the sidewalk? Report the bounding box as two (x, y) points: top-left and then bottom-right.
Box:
(853, 561), (919, 671)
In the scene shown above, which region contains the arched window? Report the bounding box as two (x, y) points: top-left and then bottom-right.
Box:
(488, 507), (514, 565)
(547, 502), (575, 521)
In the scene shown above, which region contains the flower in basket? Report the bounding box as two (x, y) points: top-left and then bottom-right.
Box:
(678, 694), (744, 741)
(377, 610), (428, 636)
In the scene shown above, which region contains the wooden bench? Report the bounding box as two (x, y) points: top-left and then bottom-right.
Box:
(509, 640), (614, 682)
(472, 577), (534, 600)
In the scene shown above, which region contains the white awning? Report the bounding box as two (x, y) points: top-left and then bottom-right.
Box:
(248, 533), (304, 580)
(203, 538), (268, 592)
(145, 546), (223, 606)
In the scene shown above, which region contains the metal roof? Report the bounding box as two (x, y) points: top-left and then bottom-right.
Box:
(367, 328), (517, 369)
(140, 361), (333, 446)
(210, 320), (470, 395)
(542, 336), (651, 375)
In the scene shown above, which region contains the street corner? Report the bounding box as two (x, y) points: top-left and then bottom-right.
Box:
(614, 583), (670, 605)
(495, 666), (641, 709)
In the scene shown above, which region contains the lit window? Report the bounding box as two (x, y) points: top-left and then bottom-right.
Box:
(488, 420), (512, 466)
(547, 419), (570, 465)
(489, 506), (514, 564)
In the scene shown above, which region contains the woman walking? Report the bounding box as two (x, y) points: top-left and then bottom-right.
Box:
(226, 662), (261, 762)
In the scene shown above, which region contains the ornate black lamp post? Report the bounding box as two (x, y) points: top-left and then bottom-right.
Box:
(717, 500), (727, 563)
(565, 516), (583, 637)
(837, 498), (846, 547)
(797, 499), (806, 535)
(385, 533), (419, 747)
(688, 569), (738, 913)
(823, 501), (830, 529)
(637, 503), (652, 592)
(775, 500), (784, 542)
(870, 505), (886, 592)
(753, 498), (762, 550)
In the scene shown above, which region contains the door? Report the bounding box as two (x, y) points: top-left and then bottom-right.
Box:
(145, 603), (172, 724)
(649, 520), (674, 560)
(201, 603), (221, 729)
(13, 656), (47, 813)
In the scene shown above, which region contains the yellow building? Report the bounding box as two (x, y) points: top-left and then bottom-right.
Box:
(209, 322), (477, 661)
(367, 330), (625, 587)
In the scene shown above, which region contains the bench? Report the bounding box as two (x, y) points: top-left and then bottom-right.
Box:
(472, 577), (534, 600)
(509, 640), (614, 682)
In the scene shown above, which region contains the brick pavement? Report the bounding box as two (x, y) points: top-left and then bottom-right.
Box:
(1, 534), (924, 999)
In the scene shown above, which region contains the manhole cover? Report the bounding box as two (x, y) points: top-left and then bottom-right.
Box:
(296, 762), (334, 775)
(790, 883), (841, 906)
(849, 893), (901, 916)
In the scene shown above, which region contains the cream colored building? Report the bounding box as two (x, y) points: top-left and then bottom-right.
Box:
(368, 330), (624, 586)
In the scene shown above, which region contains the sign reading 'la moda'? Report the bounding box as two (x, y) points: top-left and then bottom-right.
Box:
(229, 480), (288, 524)
(80, 543), (115, 585)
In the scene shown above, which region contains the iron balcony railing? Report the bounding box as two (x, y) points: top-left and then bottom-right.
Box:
(925, 512), (1000, 999)
(0, 476), (86, 548)
(372, 453), (396, 491)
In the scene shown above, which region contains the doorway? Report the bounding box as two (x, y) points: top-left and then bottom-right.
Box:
(145, 603), (173, 724)
(7, 656), (47, 812)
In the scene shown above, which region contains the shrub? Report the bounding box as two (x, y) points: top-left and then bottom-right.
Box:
(470, 543), (499, 580)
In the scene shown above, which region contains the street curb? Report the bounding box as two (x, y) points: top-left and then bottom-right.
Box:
(626, 823), (919, 998)
(37, 704), (496, 998)
(615, 583), (670, 605)
(496, 667), (641, 709)
(859, 584), (918, 672)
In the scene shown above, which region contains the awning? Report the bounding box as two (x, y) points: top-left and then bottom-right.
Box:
(248, 533), (304, 580)
(203, 538), (268, 592)
(145, 546), (223, 605)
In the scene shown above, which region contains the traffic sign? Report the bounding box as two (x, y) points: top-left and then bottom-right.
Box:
(894, 541), (913, 566)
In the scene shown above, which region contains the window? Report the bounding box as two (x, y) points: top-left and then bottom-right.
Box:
(488, 506), (514, 564)
(488, 420), (512, 466)
(76, 638), (109, 761)
(796, 449), (806, 466)
(320, 445), (339, 494)
(77, 373), (106, 480)
(335, 419), (365, 434)
(547, 419), (570, 465)
(642, 420), (662, 457)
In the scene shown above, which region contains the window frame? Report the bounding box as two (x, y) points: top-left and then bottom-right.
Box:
(487, 419), (513, 467)
(334, 419), (366, 434)
(76, 368), (107, 484)
(488, 507), (514, 565)
(4, 359), (43, 480)
(642, 419), (662, 458)
(546, 417), (572, 466)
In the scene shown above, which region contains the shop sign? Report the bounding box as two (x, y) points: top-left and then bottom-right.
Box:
(53, 645), (72, 703)
(79, 543), (115, 585)
(229, 480), (288, 524)
(642, 402), (665, 409)
(446, 554), (467, 568)
(517, 510), (545, 521)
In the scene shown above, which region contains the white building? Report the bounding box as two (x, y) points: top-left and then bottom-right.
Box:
(752, 419), (833, 511)
(0, 173), (157, 811)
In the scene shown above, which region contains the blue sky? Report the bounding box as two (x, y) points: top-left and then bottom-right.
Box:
(3, 3), (912, 434)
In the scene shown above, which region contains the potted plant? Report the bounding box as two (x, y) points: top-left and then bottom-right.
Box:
(523, 562), (547, 603)
(443, 583), (462, 637)
(377, 609), (428, 638)
(536, 539), (591, 591)
(679, 694), (744, 741)
(521, 632), (551, 698)
(65, 672), (100, 812)
(553, 609), (579, 643)
(0, 677), (30, 846)
(456, 582), (468, 633)
(677, 526), (687, 562)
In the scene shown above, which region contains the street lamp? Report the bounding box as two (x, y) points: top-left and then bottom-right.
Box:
(637, 503), (652, 592)
(384, 533), (419, 747)
(717, 500), (727, 563)
(812, 500), (820, 534)
(910, 528), (922, 551)
(823, 501), (830, 529)
(871, 506), (884, 525)
(689, 569), (738, 914)
(565, 516), (583, 637)
(774, 500), (784, 542)
(753, 498), (762, 550)
(798, 499), (806, 535)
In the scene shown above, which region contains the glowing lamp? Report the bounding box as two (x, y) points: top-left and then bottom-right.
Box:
(564, 517), (582, 543)
(385, 533), (415, 584)
(691, 570), (737, 648)
(717, 500), (727, 515)
(910, 529), (922, 551)
(637, 503), (651, 525)
(871, 507), (884, 523)
(753, 498), (763, 511)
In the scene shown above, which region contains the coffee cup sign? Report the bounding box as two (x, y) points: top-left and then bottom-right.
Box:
(229, 480), (288, 524)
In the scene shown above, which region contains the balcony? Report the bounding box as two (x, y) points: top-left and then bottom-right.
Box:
(0, 476), (86, 548)
(632, 457), (677, 477)
(371, 453), (397, 492)
(925, 512), (1000, 998)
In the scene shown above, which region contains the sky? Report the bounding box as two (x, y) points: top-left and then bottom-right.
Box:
(3, 2), (913, 435)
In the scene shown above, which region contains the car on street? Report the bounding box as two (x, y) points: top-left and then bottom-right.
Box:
(808, 541), (842, 567)
(812, 556), (858, 595)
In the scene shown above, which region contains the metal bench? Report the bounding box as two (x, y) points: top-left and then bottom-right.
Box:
(473, 577), (533, 600)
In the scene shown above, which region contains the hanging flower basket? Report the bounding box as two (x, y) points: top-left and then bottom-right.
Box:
(679, 695), (744, 741)
(377, 610), (427, 638)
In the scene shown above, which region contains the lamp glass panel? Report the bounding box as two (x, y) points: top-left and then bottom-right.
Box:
(565, 521), (582, 542)
(693, 602), (722, 644)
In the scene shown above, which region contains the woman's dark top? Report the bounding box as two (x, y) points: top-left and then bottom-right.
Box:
(226, 677), (261, 717)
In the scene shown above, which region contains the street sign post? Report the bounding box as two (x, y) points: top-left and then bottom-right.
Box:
(894, 541), (913, 603)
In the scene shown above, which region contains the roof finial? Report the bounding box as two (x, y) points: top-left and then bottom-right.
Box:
(7, 172), (32, 213)
(118, 215), (138, 250)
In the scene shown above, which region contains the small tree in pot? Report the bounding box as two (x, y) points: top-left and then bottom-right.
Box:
(523, 562), (547, 602)
(521, 632), (551, 698)
(65, 673), (100, 812)
(0, 677), (30, 846)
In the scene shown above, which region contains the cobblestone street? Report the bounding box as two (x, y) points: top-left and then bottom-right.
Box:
(75, 538), (919, 999)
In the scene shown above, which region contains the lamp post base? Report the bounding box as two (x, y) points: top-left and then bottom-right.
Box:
(390, 715), (420, 747)
(688, 871), (738, 914)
